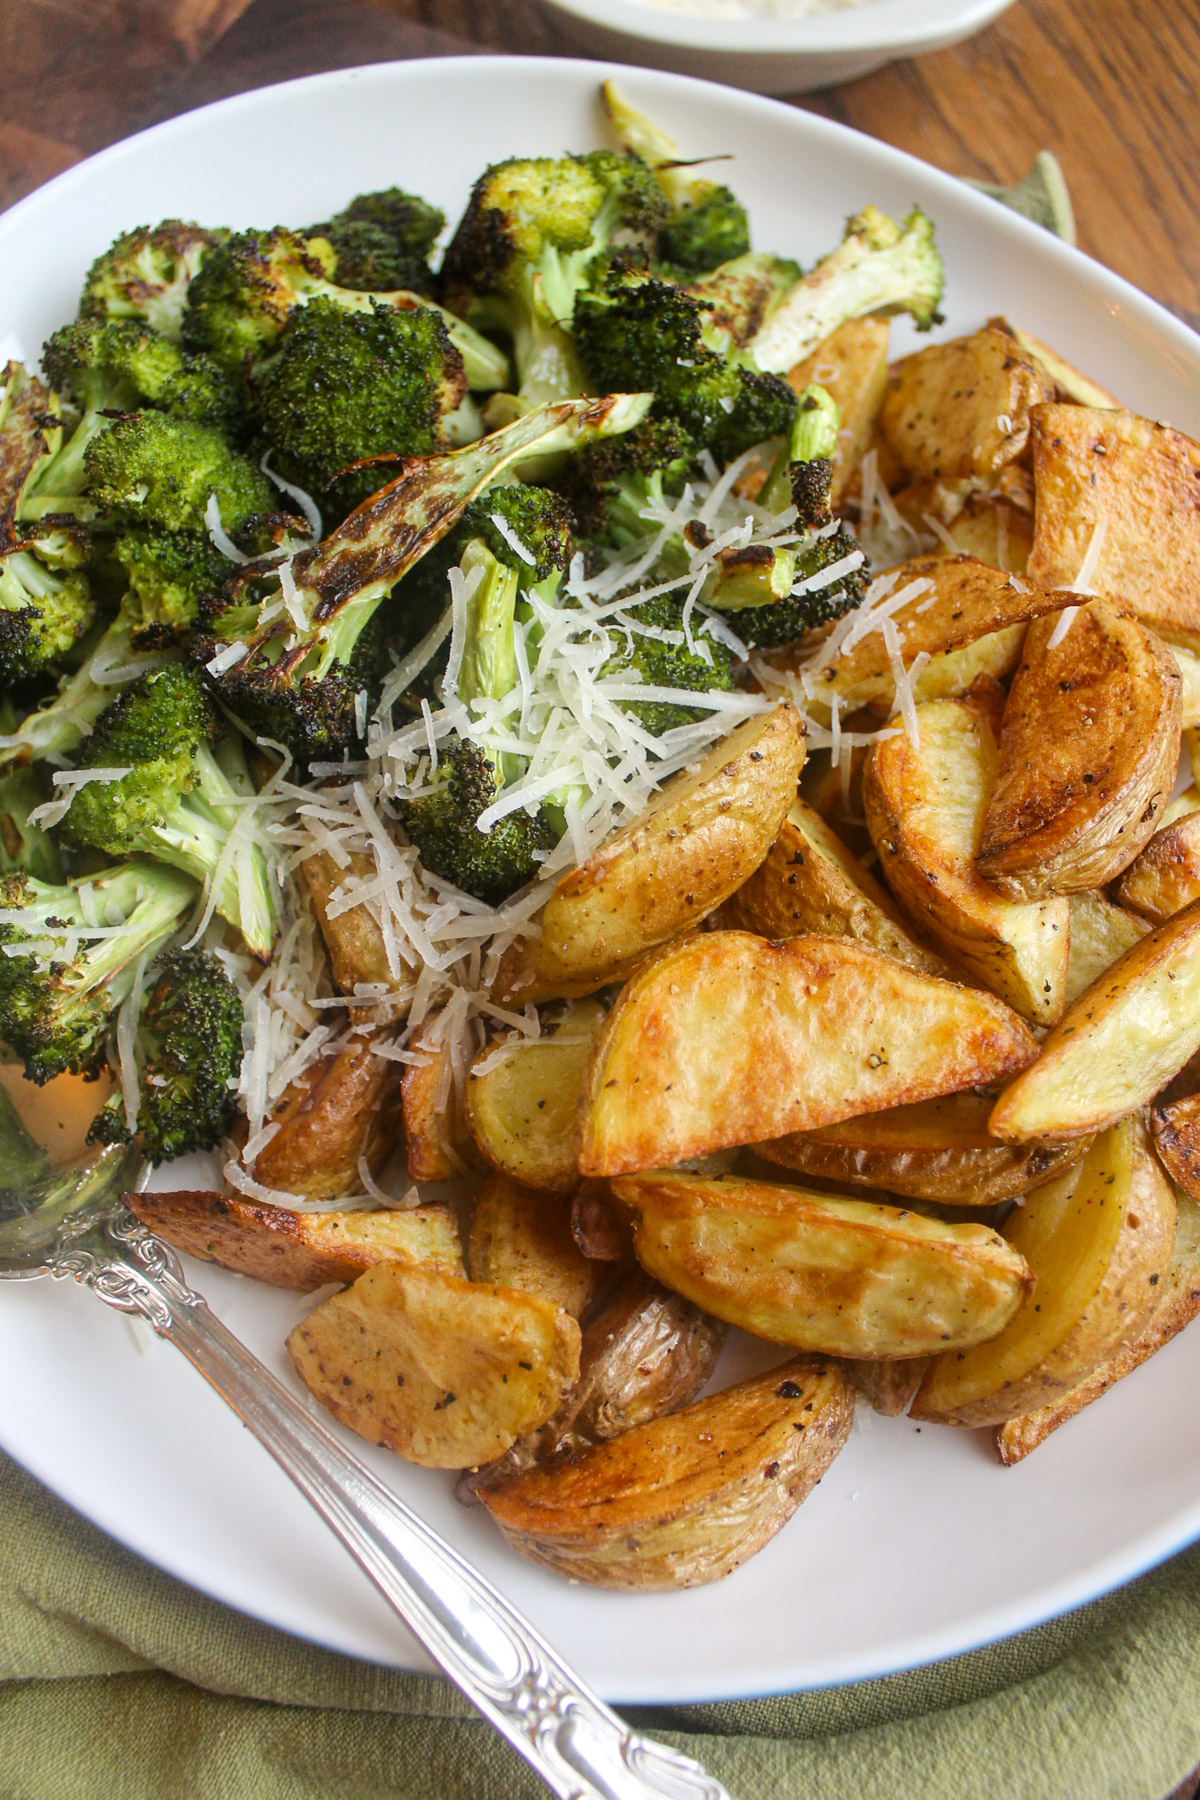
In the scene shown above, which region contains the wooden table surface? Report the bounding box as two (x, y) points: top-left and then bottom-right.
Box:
(2, 0), (1199, 1792)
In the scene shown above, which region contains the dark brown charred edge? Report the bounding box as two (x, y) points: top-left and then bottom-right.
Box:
(0, 365), (57, 550)
(716, 542), (778, 575)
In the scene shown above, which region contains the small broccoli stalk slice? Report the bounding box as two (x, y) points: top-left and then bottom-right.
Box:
(197, 392), (651, 761)
(758, 381), (841, 517)
(253, 298), (471, 519)
(308, 188), (446, 296)
(82, 411), (275, 538)
(87, 947), (243, 1161)
(181, 228), (509, 392)
(0, 861), (197, 1084)
(442, 152), (669, 413)
(57, 665), (279, 959)
(0, 766), (63, 882)
(80, 221), (227, 342)
(0, 550), (94, 684)
(748, 206), (944, 376)
(600, 81), (751, 278)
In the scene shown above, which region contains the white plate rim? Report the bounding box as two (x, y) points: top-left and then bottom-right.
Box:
(539, 0), (1014, 58)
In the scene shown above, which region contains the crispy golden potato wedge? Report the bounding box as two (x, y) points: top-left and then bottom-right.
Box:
(1115, 795), (1200, 923)
(300, 850), (402, 1022)
(789, 316), (890, 504)
(989, 899), (1200, 1142)
(401, 1021), (466, 1182)
(465, 1001), (606, 1192)
(935, 494), (1034, 574)
(913, 1119), (1175, 1426)
(126, 1190), (462, 1291)
(287, 1264), (581, 1469)
(477, 1356), (853, 1591)
(1064, 891), (1150, 1009)
(613, 1171), (1032, 1359)
(799, 746), (873, 858)
(986, 318), (1120, 410)
(579, 931), (1039, 1176)
(864, 690), (1070, 1023)
(251, 1035), (402, 1202)
(976, 604), (1181, 900)
(879, 328), (1056, 483)
(996, 1187), (1200, 1463)
(773, 556), (1066, 726)
(468, 1174), (603, 1321)
(1028, 404), (1200, 644)
(500, 706), (804, 1001)
(757, 1090), (1088, 1206)
(1151, 1094), (1200, 1203)
(722, 799), (947, 976)
(851, 1358), (929, 1416)
(459, 1271), (727, 1498)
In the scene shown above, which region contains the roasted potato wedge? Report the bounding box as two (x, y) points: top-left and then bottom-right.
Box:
(851, 1357), (929, 1416)
(913, 1119), (1175, 1426)
(251, 1035), (402, 1202)
(570, 1179), (635, 1262)
(757, 1090), (1088, 1206)
(989, 899), (1200, 1142)
(1115, 794), (1200, 922)
(976, 604), (1180, 900)
(498, 706), (803, 1000)
(465, 1001), (606, 1192)
(1028, 404), (1200, 644)
(772, 556), (1066, 726)
(722, 799), (948, 977)
(468, 1174), (603, 1320)
(126, 1189), (463, 1291)
(612, 1171), (1033, 1359)
(934, 494), (1034, 575)
(578, 931), (1038, 1176)
(789, 316), (890, 504)
(878, 328), (1056, 483)
(299, 850), (402, 1022)
(1064, 890), (1150, 1009)
(986, 318), (1119, 410)
(1151, 1093), (1200, 1202)
(864, 690), (1070, 1023)
(996, 1187), (1200, 1463)
(477, 1356), (853, 1591)
(401, 1020), (467, 1182)
(1171, 647), (1200, 729)
(287, 1264), (581, 1469)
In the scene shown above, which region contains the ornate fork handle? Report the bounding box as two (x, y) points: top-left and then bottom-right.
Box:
(51, 1206), (735, 1800)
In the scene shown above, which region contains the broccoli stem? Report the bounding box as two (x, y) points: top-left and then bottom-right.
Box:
(0, 607), (144, 770)
(759, 382), (841, 513)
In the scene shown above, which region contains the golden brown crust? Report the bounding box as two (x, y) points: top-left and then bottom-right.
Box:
(251, 1034), (402, 1201)
(788, 316), (890, 504)
(467, 1174), (603, 1320)
(879, 328), (1056, 483)
(1115, 803), (1200, 923)
(1151, 1093), (1200, 1202)
(299, 850), (402, 1023)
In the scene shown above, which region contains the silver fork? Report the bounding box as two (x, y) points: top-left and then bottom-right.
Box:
(0, 1145), (736, 1800)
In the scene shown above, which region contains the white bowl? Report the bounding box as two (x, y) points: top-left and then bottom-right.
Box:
(538, 0), (1017, 94)
(3, 55), (1200, 1707)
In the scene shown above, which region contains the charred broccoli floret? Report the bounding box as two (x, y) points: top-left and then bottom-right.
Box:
(309, 187), (445, 296)
(442, 151), (669, 410)
(80, 221), (226, 341)
(56, 665), (279, 957)
(43, 317), (243, 436)
(554, 417), (697, 545)
(0, 606), (156, 772)
(402, 738), (556, 904)
(600, 82), (751, 278)
(87, 947), (243, 1161)
(113, 527), (235, 645)
(0, 550), (93, 684)
(460, 483), (574, 582)
(600, 592), (736, 734)
(82, 411), (275, 535)
(683, 252), (801, 350)
(0, 861), (197, 1083)
(574, 274), (796, 463)
(182, 228), (507, 392)
(253, 298), (470, 519)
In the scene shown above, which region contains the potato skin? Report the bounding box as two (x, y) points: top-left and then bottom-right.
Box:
(401, 1020), (466, 1183)
(1115, 805), (1200, 923)
(614, 1171), (1033, 1360)
(126, 1189), (462, 1291)
(287, 1264), (581, 1469)
(252, 1035), (402, 1202)
(578, 931), (1039, 1177)
(299, 850), (402, 1023)
(879, 328), (1056, 483)
(477, 1356), (853, 1591)
(977, 604), (1181, 900)
(1151, 1093), (1200, 1202)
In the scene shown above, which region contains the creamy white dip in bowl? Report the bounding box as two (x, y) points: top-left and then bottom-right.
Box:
(538, 0), (1017, 93)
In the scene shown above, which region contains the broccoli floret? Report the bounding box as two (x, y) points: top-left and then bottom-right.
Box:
(182, 228), (508, 393)
(727, 525), (868, 649)
(574, 274), (796, 463)
(253, 298), (469, 519)
(82, 411), (275, 536)
(554, 417), (697, 545)
(401, 738), (556, 904)
(0, 550), (93, 684)
(0, 361), (61, 525)
(197, 393), (650, 761)
(748, 205), (944, 374)
(80, 221), (226, 342)
(113, 527), (234, 645)
(43, 317), (242, 436)
(0, 765), (63, 882)
(56, 665), (279, 958)
(460, 483), (573, 581)
(659, 188), (751, 277)
(442, 152), (669, 410)
(0, 861), (197, 1083)
(0, 605), (152, 772)
(86, 947), (242, 1161)
(601, 592), (736, 734)
(309, 188), (445, 296)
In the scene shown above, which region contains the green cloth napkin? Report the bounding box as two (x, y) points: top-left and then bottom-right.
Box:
(3, 154), (1192, 1800)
